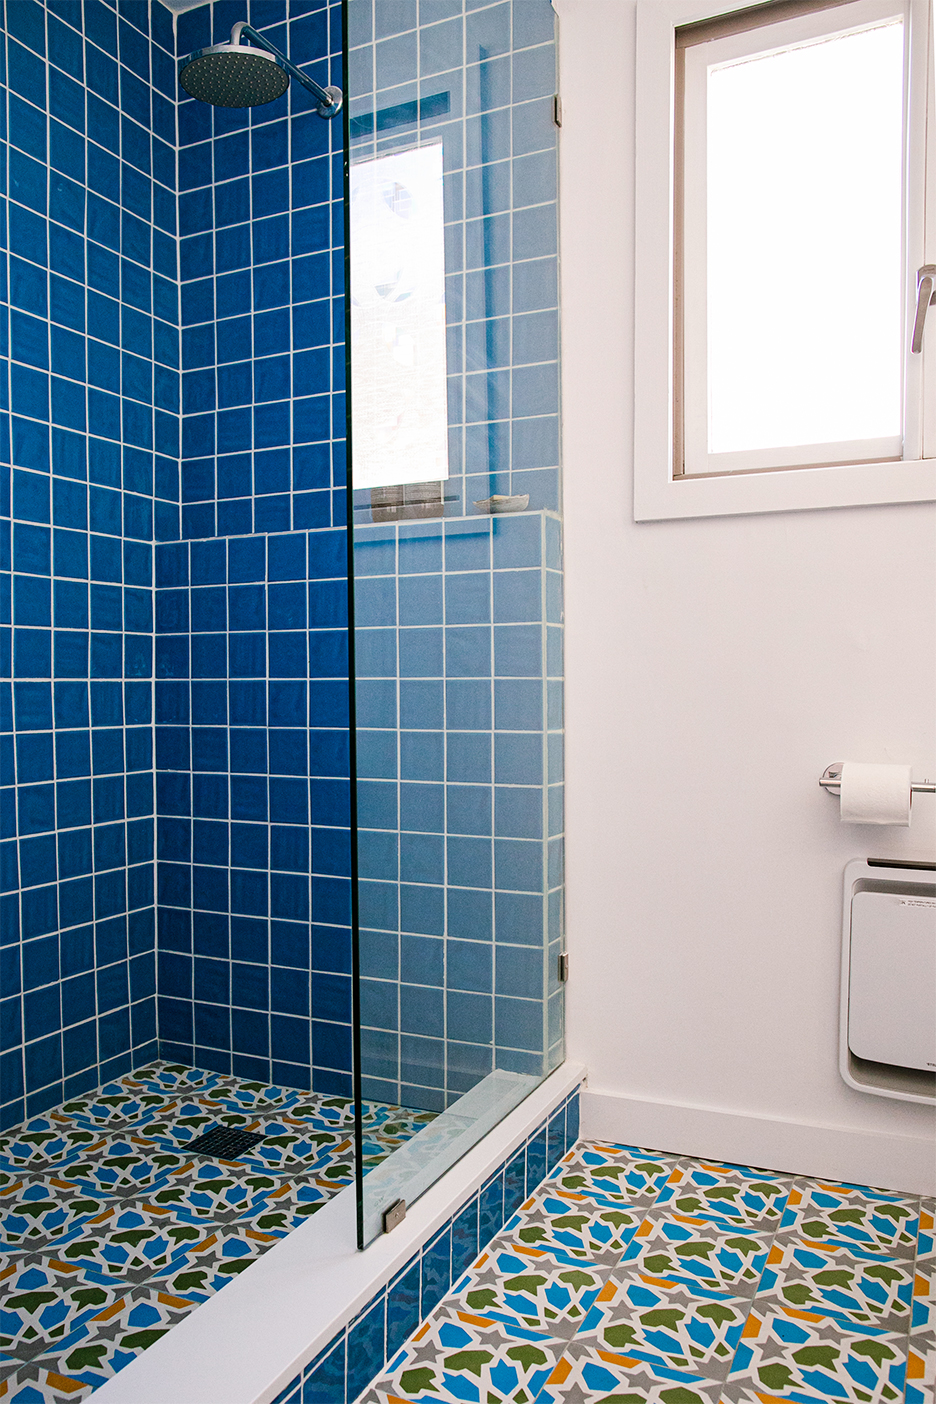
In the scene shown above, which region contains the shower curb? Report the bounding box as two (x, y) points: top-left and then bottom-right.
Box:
(91, 1061), (586, 1404)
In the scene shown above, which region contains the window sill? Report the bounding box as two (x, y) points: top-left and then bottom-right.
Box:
(633, 455), (936, 522)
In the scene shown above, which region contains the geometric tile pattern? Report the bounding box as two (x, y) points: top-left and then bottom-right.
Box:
(0, 1061), (427, 1399)
(359, 1140), (931, 1404)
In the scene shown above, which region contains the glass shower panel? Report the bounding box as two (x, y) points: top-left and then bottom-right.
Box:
(347, 0), (565, 1247)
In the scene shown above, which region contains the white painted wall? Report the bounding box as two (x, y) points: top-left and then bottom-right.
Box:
(556, 0), (936, 1193)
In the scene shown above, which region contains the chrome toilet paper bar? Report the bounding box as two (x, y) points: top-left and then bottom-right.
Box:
(819, 763), (936, 797)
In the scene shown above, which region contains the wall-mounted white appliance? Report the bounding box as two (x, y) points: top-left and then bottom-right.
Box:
(840, 857), (936, 1104)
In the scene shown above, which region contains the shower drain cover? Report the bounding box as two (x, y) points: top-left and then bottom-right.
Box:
(184, 1126), (265, 1159)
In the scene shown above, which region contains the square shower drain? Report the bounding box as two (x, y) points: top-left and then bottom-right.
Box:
(184, 1126), (265, 1158)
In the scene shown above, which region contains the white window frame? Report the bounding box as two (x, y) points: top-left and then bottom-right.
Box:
(634, 0), (936, 521)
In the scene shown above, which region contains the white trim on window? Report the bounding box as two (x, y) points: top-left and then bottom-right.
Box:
(634, 0), (936, 521)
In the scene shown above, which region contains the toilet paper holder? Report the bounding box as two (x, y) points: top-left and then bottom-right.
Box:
(819, 763), (936, 797)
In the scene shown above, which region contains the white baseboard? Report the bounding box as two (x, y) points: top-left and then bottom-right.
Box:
(581, 1089), (936, 1196)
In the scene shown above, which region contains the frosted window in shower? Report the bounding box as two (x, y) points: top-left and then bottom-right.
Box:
(681, 5), (907, 474)
(350, 143), (449, 489)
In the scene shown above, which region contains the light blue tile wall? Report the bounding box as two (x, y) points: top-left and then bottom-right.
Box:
(348, 0), (564, 1111)
(0, 0), (180, 1131)
(160, 0), (350, 1090)
(355, 510), (563, 1110)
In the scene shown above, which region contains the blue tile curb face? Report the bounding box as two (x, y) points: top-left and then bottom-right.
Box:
(270, 1087), (581, 1404)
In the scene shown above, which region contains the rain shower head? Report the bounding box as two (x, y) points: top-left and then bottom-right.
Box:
(178, 22), (342, 117)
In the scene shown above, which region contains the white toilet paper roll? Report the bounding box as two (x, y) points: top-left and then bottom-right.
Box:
(839, 762), (912, 826)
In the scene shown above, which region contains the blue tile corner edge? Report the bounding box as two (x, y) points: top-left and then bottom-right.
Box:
(270, 1084), (581, 1404)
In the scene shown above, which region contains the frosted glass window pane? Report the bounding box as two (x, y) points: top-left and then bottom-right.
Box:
(350, 143), (449, 488)
(706, 20), (904, 454)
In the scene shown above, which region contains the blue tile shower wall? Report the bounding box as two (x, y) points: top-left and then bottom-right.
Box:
(174, 0), (346, 540)
(355, 511), (564, 1112)
(271, 1087), (580, 1404)
(0, 0), (181, 1131)
(161, 0), (349, 1089)
(348, 0), (563, 1110)
(154, 527), (353, 1091)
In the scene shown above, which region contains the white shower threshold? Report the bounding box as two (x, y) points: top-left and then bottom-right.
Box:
(92, 1060), (587, 1404)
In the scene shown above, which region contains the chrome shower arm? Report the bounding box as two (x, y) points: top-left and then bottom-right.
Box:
(230, 22), (342, 117)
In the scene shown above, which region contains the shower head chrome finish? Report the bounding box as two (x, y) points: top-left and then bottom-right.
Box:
(179, 42), (289, 108)
(178, 23), (342, 117)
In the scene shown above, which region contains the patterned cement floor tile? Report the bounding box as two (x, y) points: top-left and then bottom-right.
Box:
(117, 1062), (232, 1097)
(146, 1224), (281, 1300)
(501, 1189), (645, 1265)
(654, 1161), (792, 1229)
(120, 1104), (225, 1148)
(55, 1089), (177, 1133)
(0, 1256), (118, 1358)
(3, 1285), (201, 1400)
(136, 1160), (293, 1224)
(618, 1211), (772, 1296)
(189, 1082), (303, 1116)
(54, 1139), (191, 1197)
(756, 1236), (914, 1332)
(38, 1285), (201, 1387)
(778, 1181), (920, 1259)
(240, 1180), (332, 1235)
(236, 1127), (356, 1175)
(363, 1304), (566, 1404)
(914, 1257), (935, 1334)
(906, 1331), (935, 1404)
(46, 1203), (205, 1283)
(363, 1106), (439, 1138)
(574, 1268), (749, 1381)
(443, 1242), (611, 1339)
(532, 1337), (724, 1404)
(0, 1124), (106, 1175)
(0, 1181), (114, 1253)
(724, 1302), (907, 1404)
(0, 1361), (94, 1399)
(551, 1145), (678, 1208)
(280, 1095), (353, 1126)
(920, 1203), (935, 1260)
